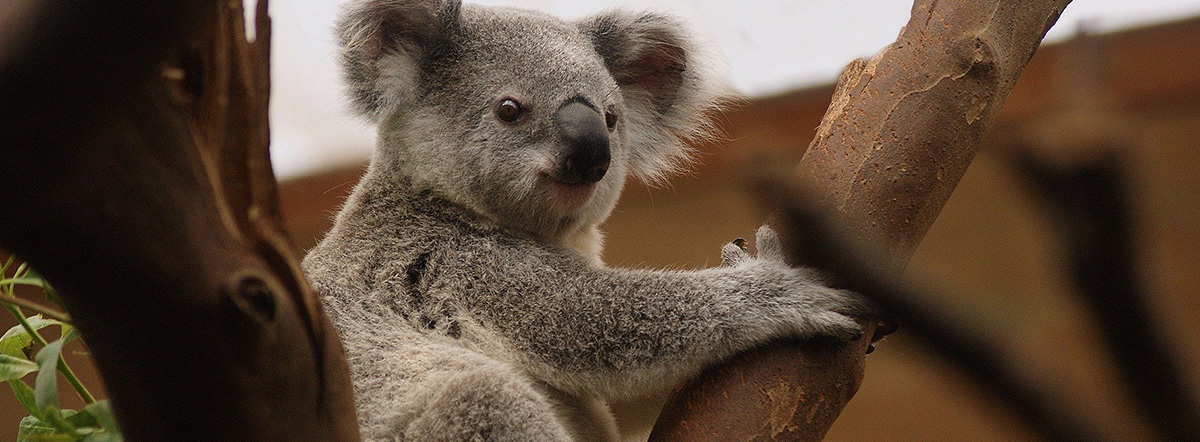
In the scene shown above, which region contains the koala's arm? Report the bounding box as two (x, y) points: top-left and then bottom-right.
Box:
(455, 227), (873, 402)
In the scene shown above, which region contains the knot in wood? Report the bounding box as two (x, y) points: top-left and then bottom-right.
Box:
(219, 270), (285, 363)
(226, 272), (278, 325)
(164, 48), (204, 106)
(951, 36), (998, 81)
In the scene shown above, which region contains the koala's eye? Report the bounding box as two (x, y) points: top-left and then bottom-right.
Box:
(495, 98), (523, 123)
(604, 108), (618, 130)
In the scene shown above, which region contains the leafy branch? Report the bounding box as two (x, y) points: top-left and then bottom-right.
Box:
(1, 257), (117, 441)
(0, 293), (71, 324)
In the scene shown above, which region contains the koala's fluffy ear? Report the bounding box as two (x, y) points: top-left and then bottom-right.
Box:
(338, 0), (462, 120)
(578, 11), (732, 184)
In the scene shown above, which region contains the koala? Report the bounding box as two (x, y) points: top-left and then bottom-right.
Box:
(301, 0), (876, 441)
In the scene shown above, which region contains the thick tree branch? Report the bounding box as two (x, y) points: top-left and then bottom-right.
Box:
(650, 1), (1073, 440)
(0, 1), (357, 440)
(800, 0), (1073, 269)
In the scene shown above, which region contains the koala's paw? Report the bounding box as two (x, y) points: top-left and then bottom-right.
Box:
(826, 286), (883, 320)
(804, 291), (871, 341)
(738, 225), (878, 342)
(721, 225), (786, 267)
(753, 224), (787, 262)
(721, 237), (750, 266)
(808, 312), (865, 341)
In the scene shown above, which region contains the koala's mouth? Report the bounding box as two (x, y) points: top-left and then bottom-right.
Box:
(541, 174), (598, 208)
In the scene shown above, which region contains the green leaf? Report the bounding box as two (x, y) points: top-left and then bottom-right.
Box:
(41, 407), (78, 435)
(81, 433), (120, 442)
(25, 269), (61, 306)
(1, 255), (15, 275)
(17, 415), (56, 440)
(34, 338), (67, 410)
(0, 353), (38, 381)
(83, 401), (119, 434)
(23, 436), (82, 442)
(9, 379), (40, 417)
(0, 315), (61, 357)
(16, 415), (75, 442)
(0, 275), (47, 288)
(20, 434), (80, 442)
(65, 406), (97, 428)
(42, 283), (63, 310)
(59, 324), (74, 343)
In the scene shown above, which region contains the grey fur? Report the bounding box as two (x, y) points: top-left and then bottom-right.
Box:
(305, 1), (875, 440)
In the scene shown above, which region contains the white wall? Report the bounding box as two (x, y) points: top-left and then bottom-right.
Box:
(266, 0), (1200, 178)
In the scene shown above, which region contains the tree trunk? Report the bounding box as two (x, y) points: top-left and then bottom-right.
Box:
(0, 1), (358, 440)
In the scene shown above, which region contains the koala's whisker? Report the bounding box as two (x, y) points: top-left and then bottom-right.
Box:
(605, 85), (620, 100)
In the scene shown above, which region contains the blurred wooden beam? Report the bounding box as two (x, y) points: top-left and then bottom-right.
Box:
(1016, 154), (1200, 442)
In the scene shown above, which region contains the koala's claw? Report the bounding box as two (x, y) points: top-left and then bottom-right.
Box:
(754, 225), (786, 262)
(731, 225), (877, 343)
(721, 238), (750, 267)
(815, 311), (865, 341)
(829, 289), (883, 319)
(723, 225), (788, 267)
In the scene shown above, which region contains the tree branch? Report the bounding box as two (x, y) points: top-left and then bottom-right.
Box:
(650, 1), (1073, 440)
(0, 293), (72, 324)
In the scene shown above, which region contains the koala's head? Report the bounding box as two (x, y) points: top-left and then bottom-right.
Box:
(339, 0), (729, 242)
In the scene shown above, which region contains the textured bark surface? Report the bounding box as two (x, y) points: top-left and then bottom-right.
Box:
(800, 0), (1073, 269)
(650, 335), (874, 441)
(0, 1), (358, 441)
(649, 1), (1071, 440)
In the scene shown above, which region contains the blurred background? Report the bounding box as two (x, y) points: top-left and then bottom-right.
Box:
(4, 1), (1200, 440)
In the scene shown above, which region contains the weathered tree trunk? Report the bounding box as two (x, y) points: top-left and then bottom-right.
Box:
(649, 1), (1073, 440)
(0, 1), (358, 440)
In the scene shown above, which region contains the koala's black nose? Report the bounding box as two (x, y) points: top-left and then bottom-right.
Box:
(554, 101), (610, 184)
